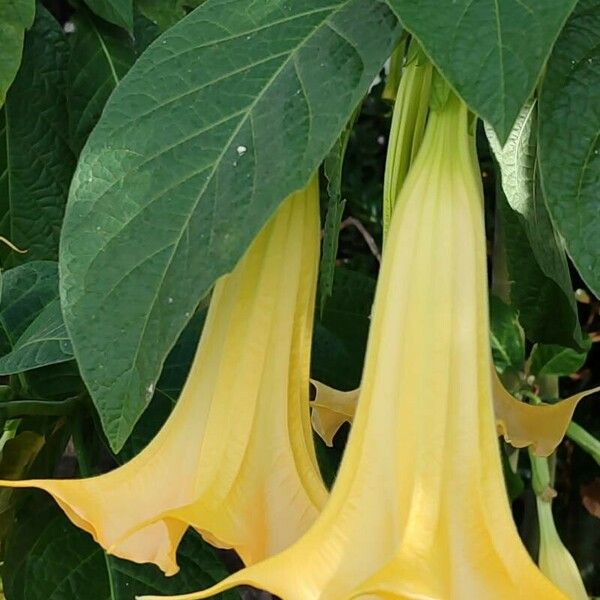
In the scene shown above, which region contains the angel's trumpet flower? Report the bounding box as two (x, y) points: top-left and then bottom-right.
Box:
(0, 180), (327, 576)
(143, 93), (569, 600)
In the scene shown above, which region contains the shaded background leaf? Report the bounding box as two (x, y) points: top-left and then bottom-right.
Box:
(67, 9), (135, 153)
(529, 343), (588, 378)
(0, 0), (35, 105)
(0, 299), (72, 376)
(312, 267), (374, 391)
(0, 261), (59, 355)
(489, 295), (525, 374)
(0, 261), (82, 400)
(84, 0), (133, 31)
(495, 175), (583, 350)
(0, 6), (74, 265)
(136, 0), (206, 31)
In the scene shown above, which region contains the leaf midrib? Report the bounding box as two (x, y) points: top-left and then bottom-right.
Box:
(91, 18), (119, 86)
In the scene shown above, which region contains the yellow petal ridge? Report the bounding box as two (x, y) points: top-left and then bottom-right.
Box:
(138, 94), (568, 599)
(0, 179), (327, 574)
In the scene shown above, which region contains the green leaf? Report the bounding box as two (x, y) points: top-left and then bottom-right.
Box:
(60, 0), (402, 451)
(312, 267), (375, 390)
(488, 105), (584, 351)
(0, 261), (82, 399)
(529, 343), (588, 377)
(84, 0), (134, 31)
(318, 111), (358, 314)
(496, 190), (584, 350)
(489, 295), (525, 373)
(538, 0), (600, 297)
(3, 495), (238, 600)
(0, 7), (74, 265)
(136, 0), (206, 30)
(0, 0), (35, 104)
(0, 261), (59, 355)
(67, 10), (135, 153)
(133, 11), (161, 54)
(0, 299), (72, 375)
(485, 102), (536, 217)
(385, 0), (576, 142)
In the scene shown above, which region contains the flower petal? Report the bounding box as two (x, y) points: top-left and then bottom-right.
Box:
(493, 371), (600, 457)
(310, 380), (358, 446)
(0, 180), (327, 574)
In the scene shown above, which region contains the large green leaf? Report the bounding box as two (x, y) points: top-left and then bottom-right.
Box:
(0, 7), (74, 265)
(539, 0), (600, 297)
(385, 0), (576, 142)
(84, 0), (133, 31)
(0, 0), (35, 104)
(0, 299), (72, 375)
(67, 10), (135, 153)
(60, 0), (402, 451)
(3, 495), (237, 600)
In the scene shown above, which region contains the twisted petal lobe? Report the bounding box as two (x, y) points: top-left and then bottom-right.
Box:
(142, 94), (568, 600)
(310, 381), (358, 447)
(0, 180), (327, 575)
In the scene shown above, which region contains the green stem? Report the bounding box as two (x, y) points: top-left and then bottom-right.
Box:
(382, 38), (406, 102)
(0, 396), (81, 418)
(567, 421), (600, 466)
(382, 40), (432, 239)
(529, 448), (553, 497)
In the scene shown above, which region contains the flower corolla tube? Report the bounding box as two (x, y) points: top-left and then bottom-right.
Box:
(0, 179), (327, 576)
(142, 93), (573, 600)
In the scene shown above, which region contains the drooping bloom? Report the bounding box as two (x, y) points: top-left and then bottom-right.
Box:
(0, 180), (327, 575)
(142, 92), (570, 600)
(536, 497), (589, 600)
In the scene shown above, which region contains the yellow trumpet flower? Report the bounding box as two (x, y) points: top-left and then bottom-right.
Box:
(0, 180), (327, 576)
(142, 93), (569, 600)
